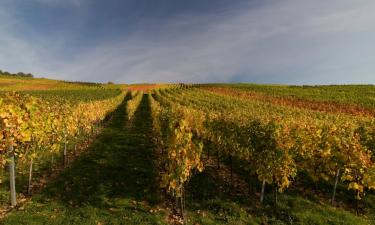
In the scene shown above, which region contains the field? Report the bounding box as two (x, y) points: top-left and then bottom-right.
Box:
(1, 76), (375, 224)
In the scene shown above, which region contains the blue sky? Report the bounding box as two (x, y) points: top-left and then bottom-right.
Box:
(0, 0), (374, 84)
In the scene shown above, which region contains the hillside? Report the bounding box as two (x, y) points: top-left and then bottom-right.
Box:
(0, 81), (375, 224)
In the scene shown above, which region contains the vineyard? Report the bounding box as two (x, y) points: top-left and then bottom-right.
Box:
(1, 77), (375, 224)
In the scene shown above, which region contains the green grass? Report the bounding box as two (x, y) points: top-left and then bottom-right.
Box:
(204, 83), (375, 108)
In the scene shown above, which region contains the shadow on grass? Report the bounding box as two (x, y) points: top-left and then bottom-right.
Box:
(42, 93), (161, 207)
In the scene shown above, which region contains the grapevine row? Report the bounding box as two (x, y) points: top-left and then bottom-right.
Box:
(148, 93), (205, 218)
(126, 91), (143, 122)
(0, 90), (125, 206)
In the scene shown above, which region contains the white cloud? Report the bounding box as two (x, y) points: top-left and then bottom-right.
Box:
(1, 0), (375, 84)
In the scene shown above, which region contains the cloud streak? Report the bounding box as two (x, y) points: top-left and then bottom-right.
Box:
(1, 0), (375, 84)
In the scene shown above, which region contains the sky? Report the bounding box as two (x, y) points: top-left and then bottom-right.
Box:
(0, 0), (375, 84)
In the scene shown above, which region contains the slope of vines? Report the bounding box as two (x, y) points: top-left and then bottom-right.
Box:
(152, 87), (375, 211)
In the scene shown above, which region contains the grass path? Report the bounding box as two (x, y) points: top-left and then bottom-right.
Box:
(2, 94), (167, 225)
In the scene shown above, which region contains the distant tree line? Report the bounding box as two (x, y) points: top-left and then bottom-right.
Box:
(0, 69), (116, 86)
(0, 70), (34, 78)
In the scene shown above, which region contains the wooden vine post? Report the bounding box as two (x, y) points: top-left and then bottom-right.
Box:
(27, 158), (33, 195)
(8, 143), (17, 207)
(63, 131), (67, 167)
(331, 168), (340, 205)
(260, 180), (266, 203)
